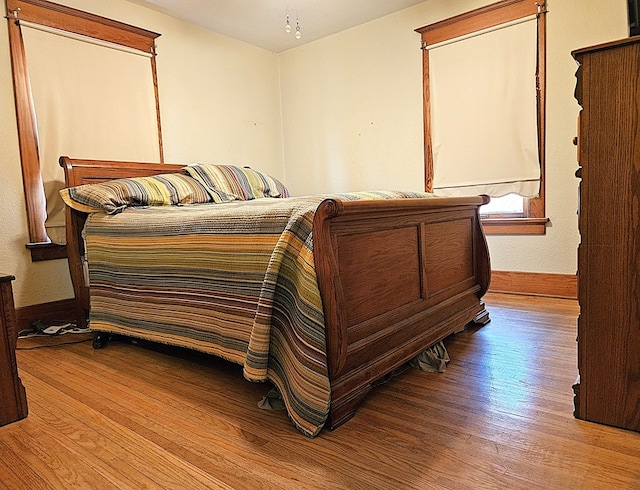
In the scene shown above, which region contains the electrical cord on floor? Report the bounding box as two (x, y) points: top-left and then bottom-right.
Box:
(16, 337), (93, 350)
(16, 319), (93, 349)
(18, 320), (91, 338)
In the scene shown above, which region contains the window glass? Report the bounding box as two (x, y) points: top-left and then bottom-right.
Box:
(480, 194), (524, 216)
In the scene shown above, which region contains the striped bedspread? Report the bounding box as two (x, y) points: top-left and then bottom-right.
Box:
(84, 190), (433, 437)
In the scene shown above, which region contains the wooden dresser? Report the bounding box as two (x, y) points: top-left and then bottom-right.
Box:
(0, 274), (28, 426)
(573, 37), (640, 432)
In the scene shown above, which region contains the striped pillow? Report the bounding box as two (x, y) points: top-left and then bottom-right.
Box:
(183, 164), (290, 203)
(60, 173), (212, 214)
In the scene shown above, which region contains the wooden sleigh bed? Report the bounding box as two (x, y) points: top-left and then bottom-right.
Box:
(60, 156), (491, 437)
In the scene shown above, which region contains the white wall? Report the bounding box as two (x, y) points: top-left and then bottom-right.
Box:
(0, 0), (283, 307)
(279, 10), (425, 195)
(279, 0), (628, 274)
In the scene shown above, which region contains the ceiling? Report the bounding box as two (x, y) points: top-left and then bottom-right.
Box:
(126, 0), (426, 53)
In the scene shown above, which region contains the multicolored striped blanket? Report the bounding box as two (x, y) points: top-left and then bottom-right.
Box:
(84, 191), (433, 436)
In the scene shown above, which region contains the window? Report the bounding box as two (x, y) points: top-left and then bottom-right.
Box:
(6, 0), (163, 260)
(416, 0), (548, 235)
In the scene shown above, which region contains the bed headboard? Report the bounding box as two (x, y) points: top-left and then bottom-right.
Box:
(60, 156), (184, 187)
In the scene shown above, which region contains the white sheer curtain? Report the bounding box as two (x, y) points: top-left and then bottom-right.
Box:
(21, 24), (161, 244)
(428, 17), (540, 198)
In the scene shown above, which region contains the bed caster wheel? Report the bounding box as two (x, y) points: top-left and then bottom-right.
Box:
(92, 332), (110, 349)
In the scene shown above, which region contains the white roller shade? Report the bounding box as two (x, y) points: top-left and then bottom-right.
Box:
(428, 18), (540, 198)
(21, 24), (161, 244)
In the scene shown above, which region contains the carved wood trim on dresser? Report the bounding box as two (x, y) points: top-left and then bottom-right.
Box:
(572, 37), (640, 432)
(0, 275), (28, 426)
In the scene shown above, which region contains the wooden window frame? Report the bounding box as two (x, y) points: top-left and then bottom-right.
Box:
(4, 0), (162, 261)
(416, 0), (548, 235)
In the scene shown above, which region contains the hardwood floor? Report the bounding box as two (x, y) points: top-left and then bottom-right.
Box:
(1, 293), (639, 489)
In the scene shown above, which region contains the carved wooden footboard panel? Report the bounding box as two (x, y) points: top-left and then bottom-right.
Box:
(313, 196), (490, 428)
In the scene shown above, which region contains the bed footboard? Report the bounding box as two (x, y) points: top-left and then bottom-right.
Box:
(312, 195), (491, 429)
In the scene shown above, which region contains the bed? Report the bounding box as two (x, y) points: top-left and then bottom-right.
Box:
(59, 156), (491, 437)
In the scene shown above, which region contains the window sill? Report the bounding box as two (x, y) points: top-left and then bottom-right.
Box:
(26, 243), (67, 262)
(481, 217), (549, 235)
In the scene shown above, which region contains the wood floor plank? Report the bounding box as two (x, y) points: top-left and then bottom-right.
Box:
(17, 357), (266, 489)
(12, 372), (231, 490)
(19, 378), (184, 490)
(2, 293), (639, 489)
(0, 438), (49, 490)
(17, 340), (350, 488)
